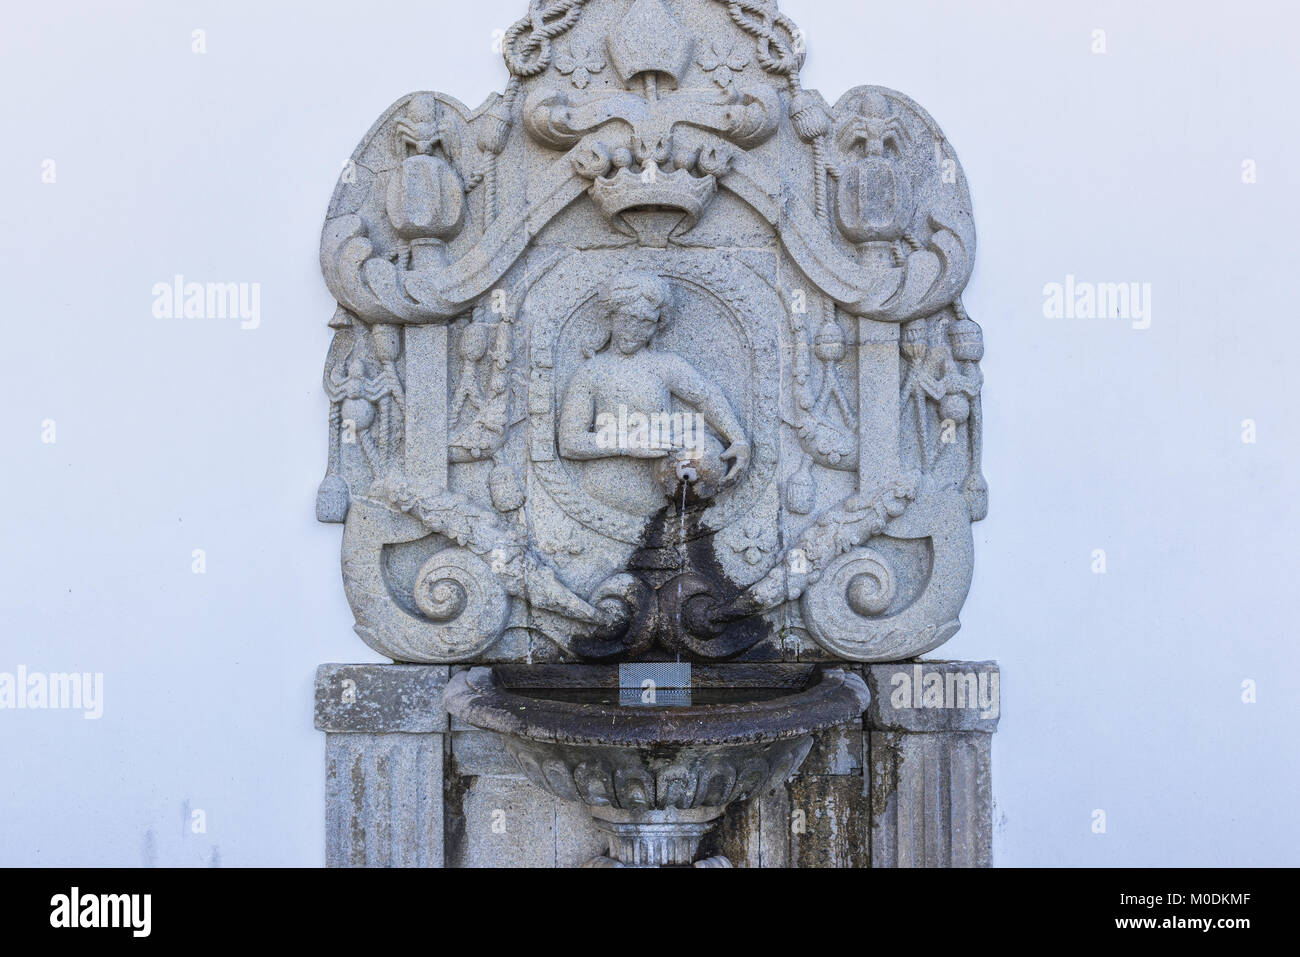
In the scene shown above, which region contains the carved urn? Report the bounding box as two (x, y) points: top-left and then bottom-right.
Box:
(834, 90), (918, 260)
(385, 93), (466, 269)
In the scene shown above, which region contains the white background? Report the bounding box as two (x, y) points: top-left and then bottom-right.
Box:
(1, 0), (1296, 867)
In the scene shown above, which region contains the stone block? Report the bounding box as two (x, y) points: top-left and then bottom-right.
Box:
(315, 664), (449, 733)
(450, 729), (519, 777)
(789, 775), (869, 869)
(698, 786), (794, 868)
(449, 776), (557, 868)
(865, 661), (1000, 734)
(554, 799), (610, 868)
(803, 720), (865, 775)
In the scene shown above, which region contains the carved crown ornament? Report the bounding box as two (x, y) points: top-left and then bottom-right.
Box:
(317, 0), (986, 666)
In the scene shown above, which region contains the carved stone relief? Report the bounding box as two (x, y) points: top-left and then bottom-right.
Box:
(317, 0), (984, 665)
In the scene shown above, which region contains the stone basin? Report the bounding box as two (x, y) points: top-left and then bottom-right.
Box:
(444, 665), (870, 867)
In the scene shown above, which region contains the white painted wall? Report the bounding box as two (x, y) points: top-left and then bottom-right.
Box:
(1, 0), (1295, 866)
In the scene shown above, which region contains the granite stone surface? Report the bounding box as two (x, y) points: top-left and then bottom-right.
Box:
(313, 0), (995, 869)
(314, 663), (448, 733)
(315, 0), (986, 667)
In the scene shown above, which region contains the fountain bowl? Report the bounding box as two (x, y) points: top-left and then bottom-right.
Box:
(444, 665), (870, 867)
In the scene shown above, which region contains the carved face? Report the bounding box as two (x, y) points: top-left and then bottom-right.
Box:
(901, 319), (929, 363)
(611, 297), (662, 355)
(394, 93), (446, 157)
(846, 92), (909, 159)
(597, 273), (673, 356)
(949, 319), (985, 362)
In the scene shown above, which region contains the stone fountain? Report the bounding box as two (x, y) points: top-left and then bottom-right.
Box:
(445, 664), (869, 867)
(313, 0), (999, 868)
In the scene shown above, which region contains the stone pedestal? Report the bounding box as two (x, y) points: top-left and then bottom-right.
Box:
(864, 661), (1000, 868)
(314, 664), (449, 868)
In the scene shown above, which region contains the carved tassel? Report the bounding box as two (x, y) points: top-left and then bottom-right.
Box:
(786, 454), (816, 515)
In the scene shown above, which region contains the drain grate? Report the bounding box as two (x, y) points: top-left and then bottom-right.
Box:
(619, 663), (691, 707)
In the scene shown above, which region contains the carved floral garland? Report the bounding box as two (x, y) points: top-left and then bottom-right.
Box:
(379, 479), (609, 627)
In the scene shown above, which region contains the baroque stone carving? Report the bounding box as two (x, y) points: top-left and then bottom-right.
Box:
(317, 0), (985, 665)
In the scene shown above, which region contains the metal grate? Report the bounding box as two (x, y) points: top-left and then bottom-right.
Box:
(619, 663), (692, 707)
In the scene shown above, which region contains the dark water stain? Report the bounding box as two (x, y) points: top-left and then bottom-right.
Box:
(442, 747), (471, 868)
(572, 480), (771, 662)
